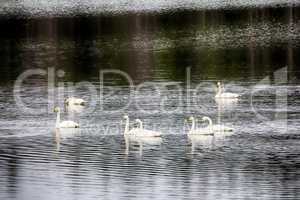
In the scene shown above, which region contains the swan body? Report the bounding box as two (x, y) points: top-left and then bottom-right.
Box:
(123, 116), (161, 137)
(54, 107), (79, 128)
(187, 116), (214, 135)
(66, 104), (84, 113)
(215, 98), (238, 107)
(215, 82), (239, 99)
(65, 97), (86, 106)
(129, 129), (161, 137)
(134, 119), (162, 137)
(201, 116), (234, 133)
(58, 121), (80, 128)
(215, 93), (239, 98)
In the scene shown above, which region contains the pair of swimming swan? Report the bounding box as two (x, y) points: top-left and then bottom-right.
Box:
(122, 115), (233, 137)
(187, 116), (234, 135)
(54, 97), (85, 129)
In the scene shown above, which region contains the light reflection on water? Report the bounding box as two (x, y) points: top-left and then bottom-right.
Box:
(0, 0), (299, 16)
(1, 133), (300, 200)
(0, 3), (300, 200)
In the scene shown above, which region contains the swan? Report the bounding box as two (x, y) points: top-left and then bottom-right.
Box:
(202, 116), (234, 133)
(187, 116), (214, 135)
(215, 82), (239, 99)
(54, 107), (79, 128)
(65, 97), (86, 106)
(134, 119), (162, 137)
(123, 115), (161, 137)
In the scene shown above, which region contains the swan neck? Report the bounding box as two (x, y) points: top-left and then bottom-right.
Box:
(207, 118), (213, 132)
(217, 84), (222, 94)
(139, 121), (143, 129)
(124, 118), (129, 134)
(191, 118), (195, 131)
(207, 118), (213, 126)
(56, 111), (60, 128)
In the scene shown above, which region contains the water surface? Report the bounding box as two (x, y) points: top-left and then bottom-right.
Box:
(0, 2), (300, 200)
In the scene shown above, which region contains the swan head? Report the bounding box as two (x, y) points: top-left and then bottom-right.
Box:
(54, 107), (61, 113)
(135, 119), (142, 123)
(202, 116), (211, 122)
(187, 116), (195, 121)
(123, 115), (129, 120)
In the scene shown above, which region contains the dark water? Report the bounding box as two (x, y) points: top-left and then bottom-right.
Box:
(0, 2), (300, 200)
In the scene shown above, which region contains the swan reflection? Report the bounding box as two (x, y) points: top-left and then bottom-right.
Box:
(54, 128), (81, 152)
(124, 135), (162, 156)
(188, 132), (234, 154)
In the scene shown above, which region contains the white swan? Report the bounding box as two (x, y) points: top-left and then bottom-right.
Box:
(202, 116), (234, 133)
(215, 82), (239, 99)
(65, 97), (86, 106)
(187, 116), (213, 135)
(54, 107), (79, 128)
(123, 115), (161, 137)
(135, 119), (162, 137)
